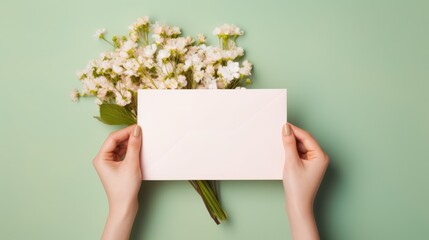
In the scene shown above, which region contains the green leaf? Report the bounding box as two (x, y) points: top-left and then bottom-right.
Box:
(94, 104), (137, 126)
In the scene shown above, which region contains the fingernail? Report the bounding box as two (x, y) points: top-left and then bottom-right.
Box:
(283, 123), (290, 136)
(133, 125), (141, 137)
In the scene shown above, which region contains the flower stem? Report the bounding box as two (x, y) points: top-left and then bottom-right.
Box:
(199, 180), (227, 220)
(101, 37), (115, 48)
(188, 180), (219, 224)
(189, 180), (227, 224)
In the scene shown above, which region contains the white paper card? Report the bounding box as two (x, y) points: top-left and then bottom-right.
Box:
(138, 89), (287, 180)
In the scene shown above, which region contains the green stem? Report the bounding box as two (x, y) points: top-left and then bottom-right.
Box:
(197, 180), (227, 221)
(189, 181), (220, 224)
(149, 78), (158, 89)
(101, 37), (115, 48)
(189, 180), (227, 224)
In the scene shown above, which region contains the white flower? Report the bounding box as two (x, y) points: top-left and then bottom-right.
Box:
(100, 60), (112, 70)
(124, 70), (136, 77)
(168, 26), (181, 36)
(122, 40), (137, 52)
(165, 78), (178, 89)
(164, 38), (188, 54)
(152, 34), (164, 44)
(75, 18), (253, 107)
(222, 47), (244, 59)
(177, 75), (187, 87)
(205, 65), (215, 75)
(94, 76), (110, 88)
(185, 36), (194, 45)
(235, 47), (244, 56)
(115, 89), (132, 106)
(212, 24), (243, 36)
(129, 16), (150, 31)
(143, 58), (155, 69)
(217, 60), (240, 82)
(124, 59), (139, 71)
(136, 16), (150, 26)
(76, 70), (85, 80)
(239, 60), (252, 76)
(161, 63), (173, 75)
(221, 50), (234, 59)
(184, 54), (202, 70)
(156, 80), (166, 89)
(99, 52), (109, 59)
(153, 22), (180, 37)
(70, 89), (80, 102)
(143, 44), (157, 57)
(112, 65), (124, 74)
(93, 28), (106, 39)
(119, 51), (129, 59)
(230, 25), (244, 35)
(128, 17), (150, 42)
(176, 63), (185, 72)
(157, 49), (171, 60)
(193, 70), (204, 83)
(212, 27), (222, 35)
(208, 80), (218, 89)
(184, 59), (192, 71)
(97, 88), (109, 99)
(82, 78), (97, 95)
(235, 86), (246, 89)
(197, 34), (206, 44)
(124, 77), (139, 92)
(129, 32), (139, 42)
(204, 46), (222, 63)
(152, 22), (164, 35)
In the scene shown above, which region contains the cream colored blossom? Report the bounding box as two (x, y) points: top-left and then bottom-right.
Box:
(70, 89), (80, 102)
(239, 60), (252, 76)
(212, 24), (243, 36)
(74, 19), (253, 107)
(157, 49), (170, 60)
(93, 28), (106, 39)
(197, 34), (206, 44)
(218, 61), (240, 82)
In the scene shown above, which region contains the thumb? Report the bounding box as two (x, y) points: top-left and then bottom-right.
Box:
(125, 125), (142, 164)
(282, 123), (300, 164)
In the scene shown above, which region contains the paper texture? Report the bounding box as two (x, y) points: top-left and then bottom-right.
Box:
(138, 89), (287, 180)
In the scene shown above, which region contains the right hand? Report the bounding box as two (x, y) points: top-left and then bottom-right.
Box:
(281, 123), (329, 212)
(281, 123), (329, 240)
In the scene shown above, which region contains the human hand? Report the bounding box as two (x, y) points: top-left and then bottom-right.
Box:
(282, 123), (329, 240)
(93, 124), (142, 240)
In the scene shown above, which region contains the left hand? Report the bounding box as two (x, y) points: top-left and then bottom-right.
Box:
(93, 125), (142, 240)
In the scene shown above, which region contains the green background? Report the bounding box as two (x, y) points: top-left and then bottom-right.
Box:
(1, 0), (428, 239)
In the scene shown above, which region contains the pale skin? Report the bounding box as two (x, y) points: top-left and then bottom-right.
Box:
(282, 123), (329, 240)
(93, 123), (328, 240)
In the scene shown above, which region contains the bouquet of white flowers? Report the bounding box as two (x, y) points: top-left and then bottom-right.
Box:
(72, 16), (253, 224)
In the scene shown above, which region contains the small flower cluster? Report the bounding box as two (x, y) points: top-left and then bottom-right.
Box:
(72, 17), (253, 107)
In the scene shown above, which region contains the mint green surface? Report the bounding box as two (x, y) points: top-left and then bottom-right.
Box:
(1, 0), (428, 239)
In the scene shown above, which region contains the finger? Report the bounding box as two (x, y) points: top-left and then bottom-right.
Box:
(289, 124), (324, 156)
(99, 125), (135, 154)
(116, 141), (129, 159)
(124, 125), (142, 165)
(297, 142), (307, 153)
(282, 123), (300, 164)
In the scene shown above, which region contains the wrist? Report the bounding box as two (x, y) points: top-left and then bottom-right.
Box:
(108, 199), (139, 220)
(285, 200), (319, 240)
(102, 199), (139, 240)
(285, 199), (314, 219)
